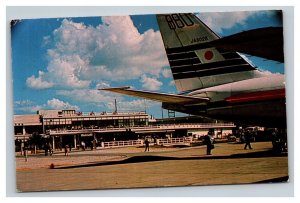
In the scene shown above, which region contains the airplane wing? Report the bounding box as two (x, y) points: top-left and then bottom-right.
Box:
(99, 87), (210, 104)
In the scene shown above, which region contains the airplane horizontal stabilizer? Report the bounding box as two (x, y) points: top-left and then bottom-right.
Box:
(206, 27), (284, 63)
(99, 87), (209, 104)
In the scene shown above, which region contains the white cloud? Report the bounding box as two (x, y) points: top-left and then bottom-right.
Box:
(197, 11), (274, 34)
(169, 80), (175, 86)
(56, 89), (127, 111)
(238, 53), (256, 67)
(14, 98), (79, 113)
(238, 53), (283, 76)
(43, 35), (51, 46)
(95, 81), (110, 89)
(27, 16), (169, 89)
(108, 99), (159, 112)
(57, 89), (121, 105)
(140, 74), (162, 91)
(26, 71), (54, 89)
(14, 100), (34, 106)
(56, 89), (158, 112)
(259, 70), (283, 76)
(14, 100), (43, 113)
(161, 68), (172, 78)
(47, 98), (79, 110)
(108, 99), (144, 112)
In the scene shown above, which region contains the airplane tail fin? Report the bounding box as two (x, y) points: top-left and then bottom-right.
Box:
(157, 13), (258, 93)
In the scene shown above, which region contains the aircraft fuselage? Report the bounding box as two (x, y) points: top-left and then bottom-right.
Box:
(163, 74), (286, 127)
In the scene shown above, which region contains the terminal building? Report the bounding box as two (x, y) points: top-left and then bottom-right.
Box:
(14, 109), (235, 152)
(15, 109), (149, 148)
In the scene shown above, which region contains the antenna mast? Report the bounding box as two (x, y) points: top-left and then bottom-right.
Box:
(114, 99), (117, 113)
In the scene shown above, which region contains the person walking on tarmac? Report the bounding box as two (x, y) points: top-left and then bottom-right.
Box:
(244, 129), (253, 149)
(81, 141), (86, 151)
(144, 138), (150, 152)
(204, 133), (214, 155)
(64, 145), (69, 156)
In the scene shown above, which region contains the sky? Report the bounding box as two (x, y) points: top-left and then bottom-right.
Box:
(11, 10), (284, 117)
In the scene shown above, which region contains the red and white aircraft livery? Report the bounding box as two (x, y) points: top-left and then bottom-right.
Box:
(100, 13), (286, 127)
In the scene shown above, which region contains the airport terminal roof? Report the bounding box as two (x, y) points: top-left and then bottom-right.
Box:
(14, 110), (149, 126)
(14, 115), (41, 126)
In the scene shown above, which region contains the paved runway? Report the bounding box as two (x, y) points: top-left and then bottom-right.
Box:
(15, 141), (288, 192)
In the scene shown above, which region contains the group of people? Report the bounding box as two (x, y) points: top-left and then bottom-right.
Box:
(203, 130), (254, 155)
(143, 134), (217, 155)
(44, 143), (53, 156)
(272, 129), (287, 152)
(63, 140), (98, 156)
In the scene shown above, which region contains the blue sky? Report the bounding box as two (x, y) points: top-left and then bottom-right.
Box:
(11, 10), (284, 117)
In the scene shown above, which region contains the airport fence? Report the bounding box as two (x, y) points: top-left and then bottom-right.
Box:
(102, 140), (143, 148)
(157, 137), (192, 145)
(101, 137), (193, 148)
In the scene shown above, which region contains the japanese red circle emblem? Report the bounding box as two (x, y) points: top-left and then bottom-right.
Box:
(204, 50), (214, 60)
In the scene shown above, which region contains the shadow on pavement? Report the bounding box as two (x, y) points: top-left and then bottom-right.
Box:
(55, 149), (287, 170)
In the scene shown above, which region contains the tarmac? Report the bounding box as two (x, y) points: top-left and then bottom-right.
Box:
(15, 141), (289, 192)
